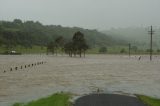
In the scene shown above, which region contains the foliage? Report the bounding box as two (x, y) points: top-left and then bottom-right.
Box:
(157, 49), (160, 53)
(120, 48), (126, 53)
(47, 41), (55, 54)
(64, 41), (74, 57)
(64, 31), (89, 57)
(54, 36), (65, 55)
(13, 103), (24, 106)
(72, 31), (88, 57)
(99, 47), (107, 53)
(55, 36), (65, 48)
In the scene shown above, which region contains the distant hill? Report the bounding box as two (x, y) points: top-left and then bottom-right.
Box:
(102, 27), (160, 49)
(0, 19), (126, 49)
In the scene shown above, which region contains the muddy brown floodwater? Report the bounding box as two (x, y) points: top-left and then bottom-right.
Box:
(0, 54), (160, 106)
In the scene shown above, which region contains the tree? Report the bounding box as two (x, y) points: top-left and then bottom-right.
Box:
(64, 41), (74, 57)
(81, 42), (89, 57)
(99, 47), (107, 54)
(64, 31), (89, 57)
(157, 49), (160, 53)
(54, 36), (65, 56)
(2, 30), (16, 50)
(13, 19), (22, 24)
(120, 48), (126, 53)
(47, 41), (55, 55)
(72, 31), (88, 57)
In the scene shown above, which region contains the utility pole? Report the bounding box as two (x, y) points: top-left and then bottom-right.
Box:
(129, 43), (131, 57)
(148, 26), (154, 61)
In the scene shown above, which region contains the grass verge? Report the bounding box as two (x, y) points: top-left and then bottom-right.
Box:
(137, 95), (160, 106)
(13, 93), (71, 106)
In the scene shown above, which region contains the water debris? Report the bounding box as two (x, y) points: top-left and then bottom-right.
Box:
(21, 66), (23, 69)
(15, 67), (18, 70)
(138, 56), (141, 60)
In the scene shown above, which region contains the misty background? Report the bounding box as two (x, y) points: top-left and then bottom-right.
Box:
(0, 0), (160, 29)
(0, 0), (160, 51)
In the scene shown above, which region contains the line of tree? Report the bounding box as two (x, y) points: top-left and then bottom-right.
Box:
(47, 31), (89, 57)
(46, 36), (65, 55)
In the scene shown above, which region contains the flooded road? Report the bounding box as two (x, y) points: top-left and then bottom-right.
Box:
(0, 54), (160, 106)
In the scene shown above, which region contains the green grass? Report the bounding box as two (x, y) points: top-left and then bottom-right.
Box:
(137, 95), (160, 106)
(86, 46), (160, 55)
(1, 45), (160, 55)
(0, 45), (47, 54)
(86, 46), (130, 54)
(13, 93), (71, 106)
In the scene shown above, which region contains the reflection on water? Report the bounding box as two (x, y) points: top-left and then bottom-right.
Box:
(0, 54), (160, 106)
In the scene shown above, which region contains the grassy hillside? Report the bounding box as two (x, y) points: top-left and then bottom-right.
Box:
(0, 19), (127, 51)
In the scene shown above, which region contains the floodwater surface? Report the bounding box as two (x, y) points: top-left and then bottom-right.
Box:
(0, 54), (160, 106)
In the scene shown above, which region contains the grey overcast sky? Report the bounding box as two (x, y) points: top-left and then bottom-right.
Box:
(0, 0), (160, 30)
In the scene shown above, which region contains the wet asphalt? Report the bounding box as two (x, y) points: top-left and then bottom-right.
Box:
(74, 94), (147, 106)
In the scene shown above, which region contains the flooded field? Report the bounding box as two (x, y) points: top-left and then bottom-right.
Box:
(0, 54), (160, 106)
